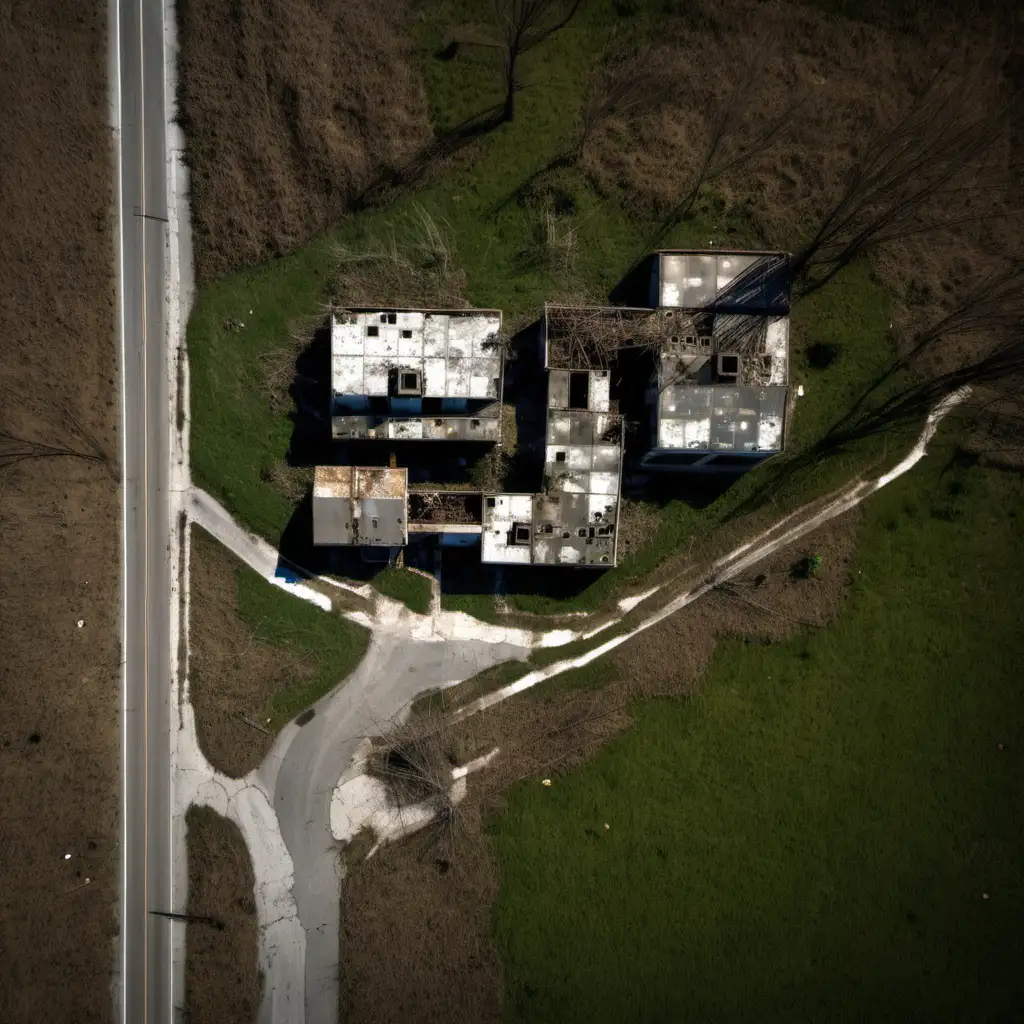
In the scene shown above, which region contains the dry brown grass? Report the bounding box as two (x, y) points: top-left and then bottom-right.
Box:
(189, 525), (315, 777)
(0, 1), (119, 1020)
(184, 806), (262, 1024)
(178, 0), (431, 282)
(584, 0), (1022, 343)
(614, 510), (860, 690)
(340, 509), (860, 1024)
(330, 205), (470, 309)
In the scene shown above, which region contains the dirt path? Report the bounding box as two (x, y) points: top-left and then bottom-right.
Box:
(456, 389), (969, 718)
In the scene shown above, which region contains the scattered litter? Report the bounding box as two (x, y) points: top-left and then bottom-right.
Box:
(84, 877), (91, 884)
(797, 384), (805, 398)
(249, 309), (253, 315)
(77, 620), (84, 629)
(64, 853), (71, 860)
(604, 823), (610, 831)
(983, 893), (989, 899)
(541, 778), (552, 787)
(266, 718), (271, 725)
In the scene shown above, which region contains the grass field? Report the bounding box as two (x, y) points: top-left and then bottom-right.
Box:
(186, 0), (895, 613)
(235, 558), (370, 726)
(490, 452), (1024, 1023)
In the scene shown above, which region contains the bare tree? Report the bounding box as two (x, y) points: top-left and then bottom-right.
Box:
(822, 336), (1023, 450)
(793, 53), (1015, 294)
(0, 414), (109, 474)
(493, 0), (584, 122)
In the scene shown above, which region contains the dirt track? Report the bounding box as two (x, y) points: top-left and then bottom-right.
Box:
(0, 2), (119, 1020)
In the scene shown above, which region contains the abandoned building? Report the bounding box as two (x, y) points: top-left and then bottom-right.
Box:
(479, 311), (622, 566)
(311, 252), (791, 565)
(312, 465), (408, 547)
(330, 308), (504, 442)
(641, 250), (792, 472)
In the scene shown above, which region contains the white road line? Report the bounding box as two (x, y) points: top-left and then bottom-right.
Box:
(111, 0), (129, 1009)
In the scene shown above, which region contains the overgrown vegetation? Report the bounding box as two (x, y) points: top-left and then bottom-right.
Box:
(189, 525), (370, 776)
(184, 0), (1020, 620)
(177, 0), (431, 282)
(491, 453), (1024, 1023)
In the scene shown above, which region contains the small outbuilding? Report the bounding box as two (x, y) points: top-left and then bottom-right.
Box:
(312, 465), (408, 547)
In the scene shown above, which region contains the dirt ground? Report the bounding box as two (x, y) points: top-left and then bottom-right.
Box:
(184, 806), (262, 1024)
(177, 0), (431, 282)
(0, 2), (120, 1021)
(339, 510), (859, 1024)
(189, 525), (315, 777)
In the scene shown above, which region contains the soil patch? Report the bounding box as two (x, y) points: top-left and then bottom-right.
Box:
(0, 0), (119, 1019)
(184, 806), (262, 1024)
(178, 0), (431, 282)
(615, 511), (860, 692)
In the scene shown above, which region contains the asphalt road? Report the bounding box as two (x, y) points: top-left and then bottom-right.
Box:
(260, 631), (527, 1024)
(115, 0), (174, 1020)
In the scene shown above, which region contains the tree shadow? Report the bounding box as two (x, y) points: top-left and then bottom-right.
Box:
(285, 322), (333, 470)
(353, 103), (507, 213)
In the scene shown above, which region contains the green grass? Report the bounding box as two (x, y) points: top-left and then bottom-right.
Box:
(438, 592), (509, 623)
(187, 0), (896, 610)
(232, 550), (370, 726)
(371, 567), (434, 614)
(490, 453), (1024, 1023)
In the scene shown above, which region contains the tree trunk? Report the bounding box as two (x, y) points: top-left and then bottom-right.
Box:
(503, 54), (517, 122)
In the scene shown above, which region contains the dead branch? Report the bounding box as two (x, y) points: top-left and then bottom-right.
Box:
(545, 305), (667, 369)
(0, 427), (108, 474)
(329, 205), (468, 309)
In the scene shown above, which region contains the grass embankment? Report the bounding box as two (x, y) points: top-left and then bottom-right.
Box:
(490, 454), (1024, 1023)
(184, 806), (262, 1024)
(189, 526), (370, 776)
(187, 0), (894, 617)
(372, 567), (434, 614)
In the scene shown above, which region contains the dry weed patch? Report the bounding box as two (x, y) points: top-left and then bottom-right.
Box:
(184, 807), (261, 1024)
